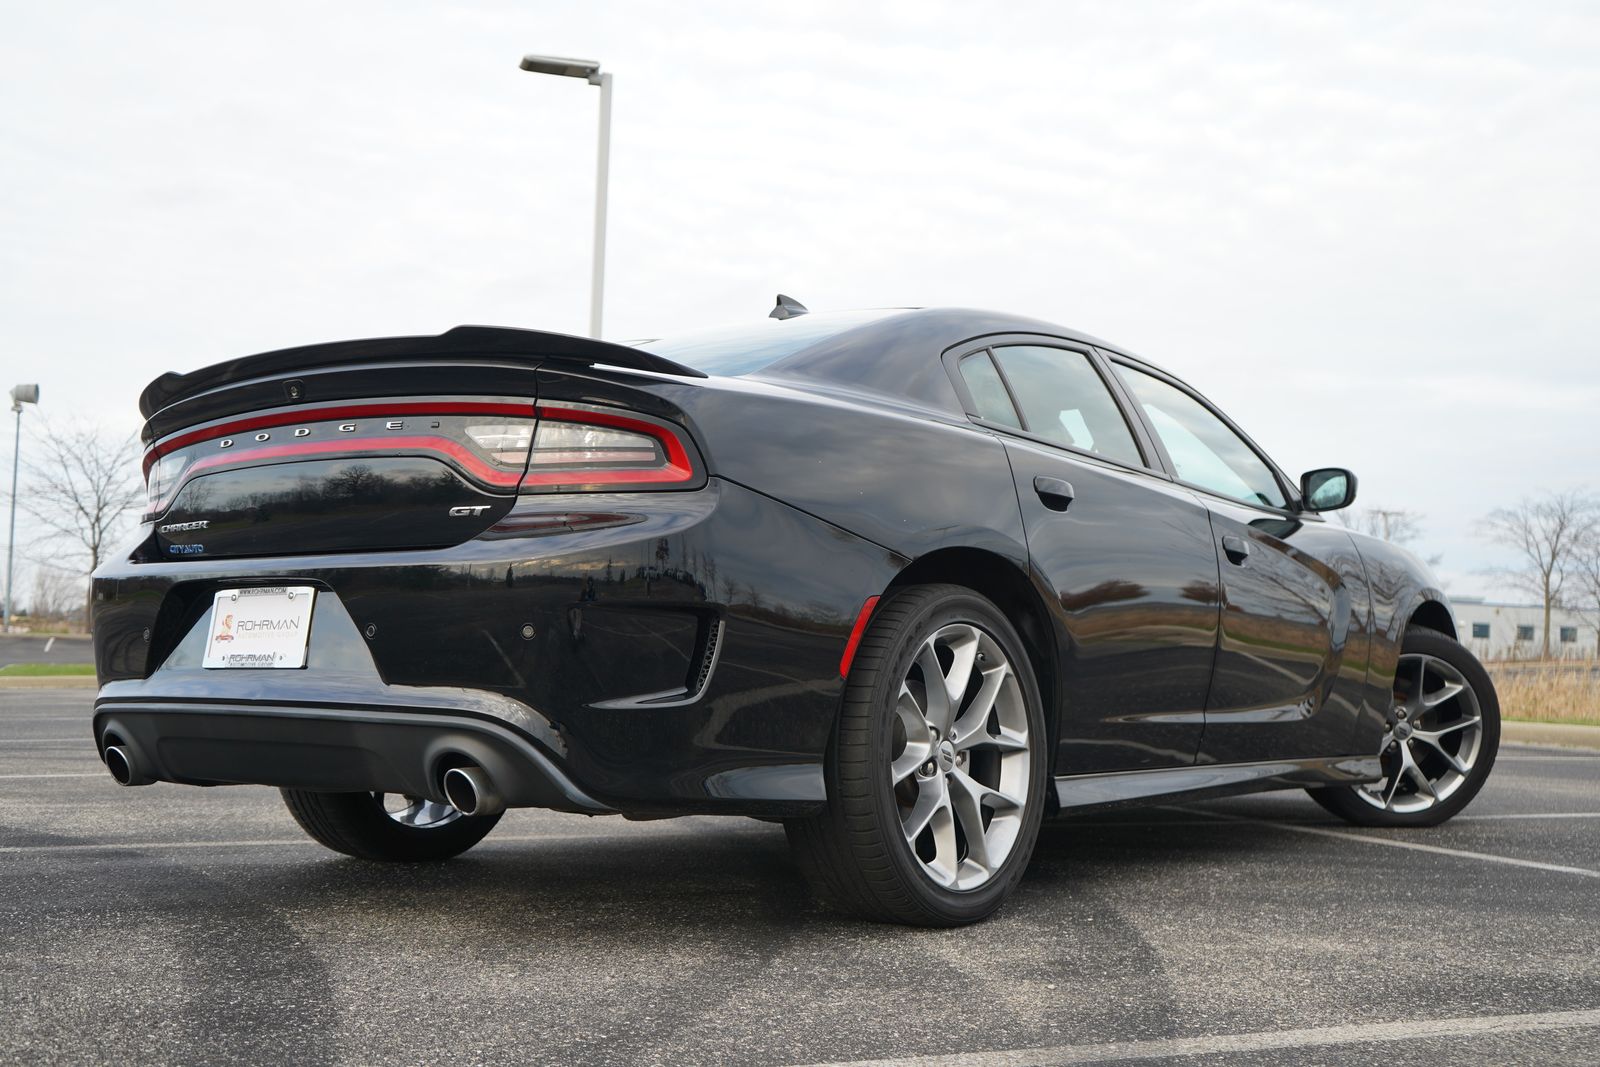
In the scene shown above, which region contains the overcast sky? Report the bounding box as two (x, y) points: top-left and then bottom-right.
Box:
(3, 1), (1597, 600)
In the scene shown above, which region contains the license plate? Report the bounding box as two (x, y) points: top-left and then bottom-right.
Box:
(202, 586), (317, 669)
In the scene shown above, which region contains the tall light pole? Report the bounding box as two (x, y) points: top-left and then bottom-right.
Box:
(5, 383), (40, 633)
(519, 53), (612, 339)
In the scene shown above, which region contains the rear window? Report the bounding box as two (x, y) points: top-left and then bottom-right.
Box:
(635, 311), (901, 376)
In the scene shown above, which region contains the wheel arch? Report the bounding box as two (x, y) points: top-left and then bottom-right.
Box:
(884, 547), (1061, 775)
(1407, 597), (1457, 640)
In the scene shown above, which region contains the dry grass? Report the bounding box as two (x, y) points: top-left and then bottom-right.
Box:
(1487, 662), (1600, 726)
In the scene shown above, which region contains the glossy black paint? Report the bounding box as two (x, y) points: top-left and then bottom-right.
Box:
(93, 307), (1453, 818)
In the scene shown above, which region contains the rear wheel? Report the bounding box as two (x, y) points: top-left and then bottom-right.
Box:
(1309, 627), (1499, 827)
(281, 789), (501, 861)
(785, 584), (1048, 926)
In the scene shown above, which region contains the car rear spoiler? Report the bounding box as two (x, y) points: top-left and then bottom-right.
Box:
(137, 325), (707, 418)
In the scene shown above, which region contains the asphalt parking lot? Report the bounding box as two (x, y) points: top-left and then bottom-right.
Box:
(2, 689), (1596, 1066)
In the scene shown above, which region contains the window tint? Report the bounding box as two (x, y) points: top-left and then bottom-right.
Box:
(957, 351), (1021, 428)
(1116, 365), (1286, 508)
(987, 346), (1143, 467)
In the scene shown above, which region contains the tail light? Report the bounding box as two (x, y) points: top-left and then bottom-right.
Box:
(518, 405), (697, 492)
(139, 400), (700, 520)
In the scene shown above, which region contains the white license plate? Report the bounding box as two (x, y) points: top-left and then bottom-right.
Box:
(202, 586), (317, 669)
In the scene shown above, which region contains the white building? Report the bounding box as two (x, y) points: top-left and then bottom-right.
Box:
(1449, 596), (1599, 661)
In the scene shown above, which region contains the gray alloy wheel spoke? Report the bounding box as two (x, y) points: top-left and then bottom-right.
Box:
(947, 776), (993, 877)
(980, 725), (1030, 753)
(1402, 745), (1438, 798)
(891, 686), (934, 784)
(951, 664), (1009, 750)
(1414, 733), (1470, 775)
(889, 621), (1032, 893)
(902, 773), (949, 843)
(951, 766), (1022, 813)
(1421, 716), (1481, 738)
(1421, 680), (1465, 708)
(914, 642), (955, 735)
(1356, 652), (1483, 815)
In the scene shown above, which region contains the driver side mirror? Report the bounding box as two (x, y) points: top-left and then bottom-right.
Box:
(1300, 468), (1357, 512)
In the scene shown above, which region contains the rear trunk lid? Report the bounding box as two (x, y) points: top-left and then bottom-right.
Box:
(139, 326), (705, 560)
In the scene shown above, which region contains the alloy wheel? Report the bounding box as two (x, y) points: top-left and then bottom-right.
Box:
(1355, 652), (1485, 814)
(888, 622), (1032, 891)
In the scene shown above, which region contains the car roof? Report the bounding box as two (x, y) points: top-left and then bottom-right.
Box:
(639, 307), (1166, 415)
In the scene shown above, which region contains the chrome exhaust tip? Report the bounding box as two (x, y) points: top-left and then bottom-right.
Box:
(103, 744), (153, 787)
(442, 765), (505, 817)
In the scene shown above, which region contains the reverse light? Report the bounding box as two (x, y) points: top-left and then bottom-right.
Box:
(518, 406), (696, 491)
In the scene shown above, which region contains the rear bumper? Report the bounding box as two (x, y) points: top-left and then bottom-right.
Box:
(90, 480), (907, 815)
(93, 700), (611, 813)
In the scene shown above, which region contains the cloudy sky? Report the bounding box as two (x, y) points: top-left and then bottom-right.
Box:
(3, 0), (1597, 599)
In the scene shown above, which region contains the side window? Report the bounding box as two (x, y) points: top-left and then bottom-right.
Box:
(1471, 622), (1491, 639)
(1116, 365), (1287, 509)
(957, 351), (1022, 429)
(986, 346), (1144, 467)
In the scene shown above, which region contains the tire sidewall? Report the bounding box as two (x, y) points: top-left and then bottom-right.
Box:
(852, 587), (1048, 923)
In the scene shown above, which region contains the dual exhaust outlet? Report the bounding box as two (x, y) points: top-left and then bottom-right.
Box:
(102, 741), (504, 818)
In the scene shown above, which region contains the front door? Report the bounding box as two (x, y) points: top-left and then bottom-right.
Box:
(1111, 361), (1368, 763)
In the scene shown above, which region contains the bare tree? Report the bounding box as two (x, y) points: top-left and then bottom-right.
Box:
(1345, 507), (1425, 545)
(29, 564), (79, 626)
(18, 419), (145, 630)
(1479, 490), (1597, 660)
(1340, 506), (1441, 565)
(1574, 527), (1600, 657)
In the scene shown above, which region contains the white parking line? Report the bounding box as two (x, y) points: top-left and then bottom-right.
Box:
(44, 637), (55, 653)
(1497, 754), (1599, 761)
(1459, 819), (1600, 825)
(793, 1008), (1600, 1066)
(1171, 807), (1600, 879)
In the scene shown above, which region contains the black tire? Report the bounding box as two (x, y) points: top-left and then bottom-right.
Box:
(1309, 626), (1499, 827)
(280, 789), (501, 862)
(785, 584), (1049, 926)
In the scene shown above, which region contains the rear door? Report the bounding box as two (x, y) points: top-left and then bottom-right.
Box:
(1109, 359), (1367, 763)
(951, 340), (1221, 774)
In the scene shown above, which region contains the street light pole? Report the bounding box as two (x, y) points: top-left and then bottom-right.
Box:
(5, 384), (40, 633)
(590, 70), (612, 341)
(519, 54), (612, 339)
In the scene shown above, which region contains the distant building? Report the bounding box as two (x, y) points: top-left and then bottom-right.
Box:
(1449, 596), (1598, 661)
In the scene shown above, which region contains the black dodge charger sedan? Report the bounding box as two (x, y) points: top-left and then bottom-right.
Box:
(91, 302), (1498, 925)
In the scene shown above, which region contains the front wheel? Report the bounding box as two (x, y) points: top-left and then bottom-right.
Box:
(281, 789), (501, 861)
(785, 584), (1048, 926)
(1309, 627), (1499, 827)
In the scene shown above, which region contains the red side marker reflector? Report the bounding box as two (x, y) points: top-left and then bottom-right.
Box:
(839, 595), (881, 679)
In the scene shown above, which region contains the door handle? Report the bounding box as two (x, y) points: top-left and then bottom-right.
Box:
(1222, 534), (1251, 564)
(1033, 476), (1075, 512)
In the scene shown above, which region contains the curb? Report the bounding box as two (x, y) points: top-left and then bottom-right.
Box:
(1502, 720), (1600, 751)
(0, 676), (98, 690)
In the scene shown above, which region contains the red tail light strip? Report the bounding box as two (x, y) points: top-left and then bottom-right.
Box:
(143, 401), (533, 476)
(521, 405), (695, 486)
(147, 435), (524, 514)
